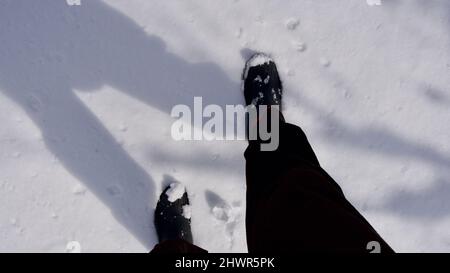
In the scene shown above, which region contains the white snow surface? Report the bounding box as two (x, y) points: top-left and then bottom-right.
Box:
(0, 0), (449, 252)
(367, 0), (382, 6)
(182, 205), (192, 220)
(165, 182), (185, 203)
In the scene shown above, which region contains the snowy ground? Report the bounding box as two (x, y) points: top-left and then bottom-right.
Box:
(0, 0), (449, 252)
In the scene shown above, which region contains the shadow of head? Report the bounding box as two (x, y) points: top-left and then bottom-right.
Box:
(0, 0), (239, 113)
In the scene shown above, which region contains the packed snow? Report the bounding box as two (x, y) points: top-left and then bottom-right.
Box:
(0, 0), (449, 253)
(182, 205), (192, 219)
(165, 182), (186, 203)
(285, 18), (301, 31)
(243, 53), (273, 79)
(367, 0), (382, 6)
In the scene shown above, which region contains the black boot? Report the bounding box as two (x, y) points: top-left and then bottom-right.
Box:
(243, 53), (284, 143)
(154, 183), (193, 244)
(242, 53), (283, 109)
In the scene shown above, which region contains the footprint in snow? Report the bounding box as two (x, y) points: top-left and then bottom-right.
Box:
(204, 190), (242, 238)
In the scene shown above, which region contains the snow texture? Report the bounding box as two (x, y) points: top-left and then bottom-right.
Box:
(0, 0), (449, 253)
(367, 0), (382, 6)
(182, 205), (192, 219)
(285, 18), (301, 30)
(165, 182), (185, 203)
(66, 0), (81, 6)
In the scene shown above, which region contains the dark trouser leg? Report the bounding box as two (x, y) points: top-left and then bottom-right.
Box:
(150, 239), (207, 253)
(244, 120), (394, 253)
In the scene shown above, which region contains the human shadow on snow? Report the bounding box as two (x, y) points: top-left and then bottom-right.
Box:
(0, 0), (239, 249)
